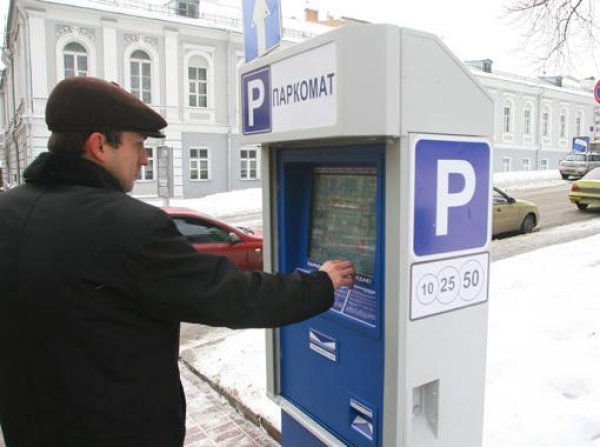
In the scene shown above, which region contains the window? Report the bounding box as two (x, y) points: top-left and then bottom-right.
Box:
(523, 103), (533, 136)
(542, 108), (551, 138)
(493, 190), (509, 205)
(138, 147), (155, 181)
(188, 61), (208, 108)
(503, 102), (512, 133)
(63, 42), (88, 78)
(240, 147), (259, 180)
(176, 0), (199, 18)
(189, 148), (210, 180)
(576, 111), (584, 136)
(522, 158), (531, 171)
(559, 109), (567, 138)
(540, 159), (549, 170)
(502, 157), (511, 172)
(130, 50), (152, 103)
(171, 217), (230, 243)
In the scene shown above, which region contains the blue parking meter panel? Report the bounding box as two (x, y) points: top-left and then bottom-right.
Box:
(411, 136), (491, 258)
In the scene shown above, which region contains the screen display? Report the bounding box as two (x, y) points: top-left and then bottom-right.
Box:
(309, 166), (377, 276)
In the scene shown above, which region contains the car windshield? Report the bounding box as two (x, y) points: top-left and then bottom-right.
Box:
(565, 154), (586, 161)
(582, 168), (600, 180)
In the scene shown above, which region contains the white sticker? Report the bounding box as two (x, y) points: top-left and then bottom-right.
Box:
(410, 252), (488, 320)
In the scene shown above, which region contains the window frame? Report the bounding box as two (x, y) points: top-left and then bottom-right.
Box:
(501, 97), (515, 141)
(189, 147), (211, 181)
(63, 42), (88, 78)
(124, 42), (161, 106)
(138, 147), (155, 181)
(240, 146), (260, 180)
(56, 34), (96, 81)
(187, 64), (208, 108)
(130, 50), (152, 104)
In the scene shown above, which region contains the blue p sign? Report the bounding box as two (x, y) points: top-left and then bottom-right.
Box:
(413, 139), (490, 256)
(241, 66), (271, 135)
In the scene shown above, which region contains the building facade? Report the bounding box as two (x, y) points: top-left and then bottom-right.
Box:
(1, 1), (598, 198)
(467, 61), (598, 172)
(0, 0), (325, 197)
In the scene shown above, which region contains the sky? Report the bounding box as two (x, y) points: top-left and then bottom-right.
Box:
(279, 0), (599, 80)
(172, 169), (600, 447)
(0, 0), (598, 78)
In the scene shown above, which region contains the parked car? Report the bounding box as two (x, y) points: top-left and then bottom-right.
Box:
(568, 167), (600, 211)
(162, 207), (263, 271)
(559, 152), (600, 179)
(492, 187), (540, 237)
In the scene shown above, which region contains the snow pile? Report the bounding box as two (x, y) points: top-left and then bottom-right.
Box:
(493, 169), (567, 192)
(484, 233), (600, 447)
(167, 188), (262, 220)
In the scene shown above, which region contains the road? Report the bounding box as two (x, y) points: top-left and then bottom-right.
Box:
(492, 182), (600, 261)
(511, 183), (600, 230)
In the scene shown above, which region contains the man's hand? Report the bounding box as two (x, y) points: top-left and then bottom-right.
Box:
(319, 259), (355, 290)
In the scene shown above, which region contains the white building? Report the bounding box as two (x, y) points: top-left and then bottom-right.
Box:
(0, 0), (327, 197)
(467, 60), (597, 172)
(1, 1), (598, 197)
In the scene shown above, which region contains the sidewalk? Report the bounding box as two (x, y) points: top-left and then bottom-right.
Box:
(0, 362), (279, 447)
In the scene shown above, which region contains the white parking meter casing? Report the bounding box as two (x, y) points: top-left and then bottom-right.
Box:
(240, 24), (493, 447)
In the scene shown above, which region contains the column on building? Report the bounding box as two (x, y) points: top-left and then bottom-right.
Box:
(102, 18), (118, 82)
(163, 28), (183, 198)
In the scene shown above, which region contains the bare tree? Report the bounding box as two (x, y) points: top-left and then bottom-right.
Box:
(505, 0), (599, 75)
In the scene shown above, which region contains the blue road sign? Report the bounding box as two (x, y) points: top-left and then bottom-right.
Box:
(242, 0), (282, 62)
(413, 139), (490, 256)
(241, 66), (271, 134)
(595, 80), (600, 104)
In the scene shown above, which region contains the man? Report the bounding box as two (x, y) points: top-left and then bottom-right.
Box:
(0, 77), (354, 446)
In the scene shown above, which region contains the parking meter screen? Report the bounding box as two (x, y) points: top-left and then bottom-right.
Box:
(309, 166), (377, 276)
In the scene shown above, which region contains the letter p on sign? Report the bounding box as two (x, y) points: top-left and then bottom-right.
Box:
(241, 66), (271, 135)
(436, 160), (476, 236)
(413, 138), (491, 257)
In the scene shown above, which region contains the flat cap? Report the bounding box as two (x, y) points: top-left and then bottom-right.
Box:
(46, 76), (167, 138)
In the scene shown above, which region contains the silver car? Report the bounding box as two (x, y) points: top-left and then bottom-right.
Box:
(559, 153), (600, 180)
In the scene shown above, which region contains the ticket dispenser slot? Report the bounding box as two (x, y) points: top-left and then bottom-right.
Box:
(277, 145), (385, 446)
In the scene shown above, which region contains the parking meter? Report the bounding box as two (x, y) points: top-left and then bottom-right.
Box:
(240, 24), (493, 446)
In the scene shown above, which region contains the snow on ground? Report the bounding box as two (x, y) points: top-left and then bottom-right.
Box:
(173, 169), (600, 446)
(493, 169), (568, 192)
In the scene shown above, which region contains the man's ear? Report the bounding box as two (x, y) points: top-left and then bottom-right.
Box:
(84, 132), (108, 163)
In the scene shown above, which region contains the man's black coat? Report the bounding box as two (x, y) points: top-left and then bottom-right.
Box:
(0, 152), (333, 446)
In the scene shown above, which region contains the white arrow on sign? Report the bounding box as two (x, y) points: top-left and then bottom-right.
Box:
(252, 0), (271, 56)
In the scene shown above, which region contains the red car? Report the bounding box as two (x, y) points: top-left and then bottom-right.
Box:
(162, 207), (263, 271)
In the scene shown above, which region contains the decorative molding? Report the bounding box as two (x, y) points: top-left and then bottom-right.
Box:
(124, 33), (159, 50)
(56, 25), (95, 41)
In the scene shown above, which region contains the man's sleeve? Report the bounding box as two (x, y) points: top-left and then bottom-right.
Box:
(138, 210), (334, 328)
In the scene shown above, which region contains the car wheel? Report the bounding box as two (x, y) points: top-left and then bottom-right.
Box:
(577, 203), (588, 211)
(520, 214), (535, 234)
(561, 173), (569, 180)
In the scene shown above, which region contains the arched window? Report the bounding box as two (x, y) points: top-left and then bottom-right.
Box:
(188, 55), (208, 108)
(63, 42), (88, 78)
(523, 102), (534, 136)
(130, 50), (152, 103)
(559, 108), (568, 139)
(503, 102), (512, 133)
(576, 111), (584, 136)
(542, 106), (551, 138)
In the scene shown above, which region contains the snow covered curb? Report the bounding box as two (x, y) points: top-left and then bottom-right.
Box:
(493, 169), (567, 192)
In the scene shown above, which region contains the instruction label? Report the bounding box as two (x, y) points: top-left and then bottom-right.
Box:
(410, 252), (489, 320)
